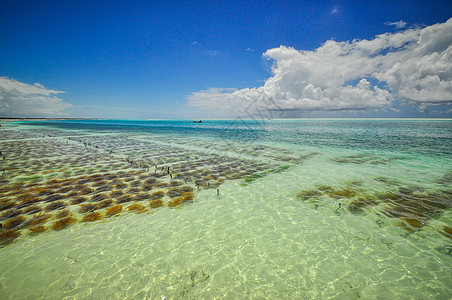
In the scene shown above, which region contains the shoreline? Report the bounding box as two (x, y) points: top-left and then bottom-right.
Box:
(1, 117), (451, 123)
(0, 118), (100, 122)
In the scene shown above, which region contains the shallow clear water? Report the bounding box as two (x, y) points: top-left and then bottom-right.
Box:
(0, 119), (451, 299)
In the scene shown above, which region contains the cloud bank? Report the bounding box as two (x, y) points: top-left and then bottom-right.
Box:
(0, 77), (73, 117)
(188, 18), (452, 117)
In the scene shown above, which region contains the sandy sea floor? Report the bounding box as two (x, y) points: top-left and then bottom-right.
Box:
(0, 120), (451, 299)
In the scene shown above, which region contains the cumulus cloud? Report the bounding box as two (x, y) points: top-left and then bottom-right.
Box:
(0, 77), (73, 117)
(188, 18), (452, 117)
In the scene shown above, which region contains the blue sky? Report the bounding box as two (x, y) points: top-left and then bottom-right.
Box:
(0, 0), (451, 118)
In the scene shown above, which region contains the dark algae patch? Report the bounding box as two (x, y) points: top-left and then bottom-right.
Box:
(1, 124), (302, 247)
(296, 189), (323, 201)
(296, 177), (452, 237)
(243, 165), (291, 184)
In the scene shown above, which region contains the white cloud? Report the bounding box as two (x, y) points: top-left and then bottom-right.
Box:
(205, 49), (220, 57)
(330, 6), (340, 15)
(385, 20), (407, 29)
(0, 77), (73, 117)
(188, 18), (452, 117)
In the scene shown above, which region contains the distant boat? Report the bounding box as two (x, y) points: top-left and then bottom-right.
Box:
(193, 120), (202, 123)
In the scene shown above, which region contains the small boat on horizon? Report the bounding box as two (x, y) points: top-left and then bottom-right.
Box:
(193, 120), (202, 123)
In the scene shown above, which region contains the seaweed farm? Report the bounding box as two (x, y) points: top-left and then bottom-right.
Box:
(0, 119), (451, 299)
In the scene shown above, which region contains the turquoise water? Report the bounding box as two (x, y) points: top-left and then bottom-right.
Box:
(0, 119), (451, 299)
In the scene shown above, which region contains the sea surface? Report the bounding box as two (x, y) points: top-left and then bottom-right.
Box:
(0, 119), (451, 299)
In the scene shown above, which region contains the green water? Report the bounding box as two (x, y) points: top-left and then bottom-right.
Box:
(0, 119), (451, 299)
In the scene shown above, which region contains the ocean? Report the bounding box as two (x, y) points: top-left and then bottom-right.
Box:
(0, 119), (451, 299)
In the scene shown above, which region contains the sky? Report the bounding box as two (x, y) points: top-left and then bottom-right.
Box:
(0, 0), (451, 119)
